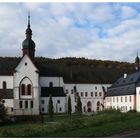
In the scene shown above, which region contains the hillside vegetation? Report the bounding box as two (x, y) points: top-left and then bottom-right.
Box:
(0, 57), (135, 84)
(35, 57), (135, 83)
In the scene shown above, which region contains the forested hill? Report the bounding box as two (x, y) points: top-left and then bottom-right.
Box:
(0, 57), (135, 84)
(34, 57), (136, 84)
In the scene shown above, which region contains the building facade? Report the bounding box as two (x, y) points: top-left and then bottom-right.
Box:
(105, 71), (140, 112)
(0, 15), (111, 116)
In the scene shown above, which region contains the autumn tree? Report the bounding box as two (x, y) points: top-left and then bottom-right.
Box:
(0, 98), (7, 122)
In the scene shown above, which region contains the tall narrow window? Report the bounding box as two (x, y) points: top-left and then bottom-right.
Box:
(25, 101), (28, 108)
(74, 86), (77, 92)
(19, 101), (22, 108)
(113, 97), (115, 102)
(117, 97), (119, 102)
(41, 100), (44, 104)
(129, 96), (131, 102)
(125, 96), (127, 102)
(49, 82), (53, 87)
(31, 101), (33, 108)
(66, 89), (68, 94)
(71, 89), (73, 94)
(121, 97), (123, 102)
(27, 84), (31, 95)
(57, 100), (60, 104)
(21, 84), (25, 95)
(95, 92), (97, 97)
(3, 81), (7, 89)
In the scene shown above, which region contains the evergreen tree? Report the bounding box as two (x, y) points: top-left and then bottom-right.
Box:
(0, 99), (7, 122)
(68, 96), (72, 116)
(48, 94), (54, 118)
(76, 96), (82, 114)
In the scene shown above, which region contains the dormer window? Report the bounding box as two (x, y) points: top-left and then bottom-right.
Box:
(2, 81), (7, 89)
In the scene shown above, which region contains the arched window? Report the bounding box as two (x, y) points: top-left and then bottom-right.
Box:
(21, 84), (25, 95)
(97, 106), (100, 111)
(97, 101), (100, 111)
(97, 101), (100, 106)
(27, 84), (32, 95)
(87, 101), (92, 107)
(3, 81), (7, 89)
(49, 82), (53, 87)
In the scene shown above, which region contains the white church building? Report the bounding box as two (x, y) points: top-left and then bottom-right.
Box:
(0, 15), (111, 116)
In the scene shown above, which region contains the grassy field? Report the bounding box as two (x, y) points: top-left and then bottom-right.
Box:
(1, 111), (140, 137)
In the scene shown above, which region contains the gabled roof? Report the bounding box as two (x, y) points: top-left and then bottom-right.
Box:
(0, 89), (13, 99)
(111, 71), (140, 88)
(106, 84), (136, 97)
(41, 87), (66, 97)
(0, 57), (21, 75)
(106, 71), (140, 97)
(15, 54), (39, 72)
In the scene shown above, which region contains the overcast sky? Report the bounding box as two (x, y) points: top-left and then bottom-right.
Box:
(0, 3), (140, 62)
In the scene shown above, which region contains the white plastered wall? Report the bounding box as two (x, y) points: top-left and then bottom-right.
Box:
(13, 55), (40, 115)
(64, 83), (111, 113)
(40, 97), (66, 113)
(105, 95), (135, 112)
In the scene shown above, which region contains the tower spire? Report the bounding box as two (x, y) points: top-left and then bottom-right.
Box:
(22, 12), (36, 59)
(135, 51), (140, 71)
(28, 10), (30, 28)
(26, 11), (32, 39)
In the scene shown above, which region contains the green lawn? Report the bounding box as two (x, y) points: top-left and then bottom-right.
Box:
(1, 112), (140, 137)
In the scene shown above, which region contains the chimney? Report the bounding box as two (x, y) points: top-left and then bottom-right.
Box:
(124, 73), (127, 78)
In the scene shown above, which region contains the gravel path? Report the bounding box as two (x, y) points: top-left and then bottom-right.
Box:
(109, 130), (140, 138)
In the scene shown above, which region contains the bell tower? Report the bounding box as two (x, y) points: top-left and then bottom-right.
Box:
(22, 13), (35, 59)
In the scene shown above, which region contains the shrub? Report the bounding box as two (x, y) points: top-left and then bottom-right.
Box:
(128, 109), (137, 113)
(98, 108), (121, 114)
(0, 102), (9, 126)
